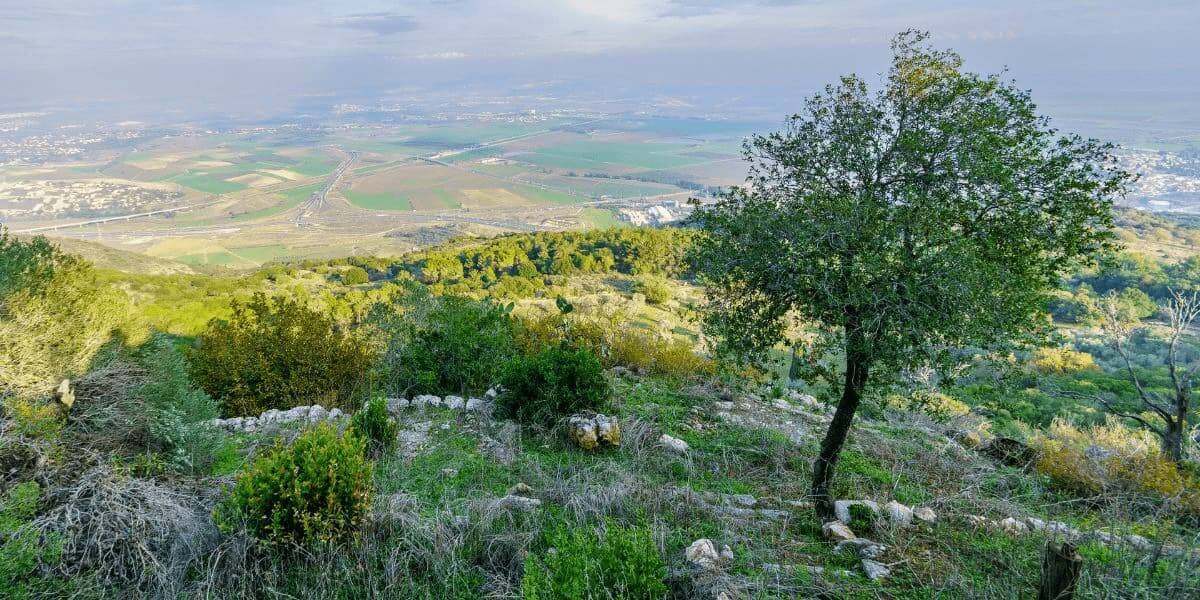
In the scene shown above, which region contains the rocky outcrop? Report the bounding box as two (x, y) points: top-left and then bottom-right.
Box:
(659, 434), (689, 453)
(386, 392), (494, 416)
(567, 414), (621, 450)
(209, 404), (345, 432)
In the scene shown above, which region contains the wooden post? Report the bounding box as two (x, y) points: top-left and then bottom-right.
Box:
(1038, 541), (1082, 600)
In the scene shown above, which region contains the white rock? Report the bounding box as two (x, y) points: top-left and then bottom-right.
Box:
(386, 397), (409, 412)
(484, 387), (499, 400)
(444, 395), (465, 410)
(685, 539), (721, 571)
(441, 468), (459, 478)
(659, 434), (689, 453)
(861, 559), (891, 581)
(913, 507), (936, 524)
(1125, 534), (1153, 551)
(834, 500), (880, 525)
(836, 538), (887, 560)
(720, 544), (734, 561)
(884, 501), (913, 528)
(1045, 521), (1080, 539)
(999, 517), (1028, 535)
(1025, 517), (1046, 531)
(496, 495), (541, 512)
(822, 521), (856, 543)
(465, 398), (484, 411)
(714, 401), (735, 411)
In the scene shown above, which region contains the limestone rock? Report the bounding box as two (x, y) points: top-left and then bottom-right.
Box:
(861, 559), (891, 581)
(495, 495), (541, 512)
(836, 538), (887, 560)
(385, 397), (409, 414)
(595, 414), (621, 447)
(913, 507), (937, 524)
(567, 416), (599, 450)
(465, 397), (485, 411)
(685, 539), (722, 571)
(1025, 517), (1046, 531)
(484, 387), (500, 400)
(834, 500), (880, 525)
(440, 468), (459, 478)
(822, 521), (856, 543)
(999, 517), (1027, 535)
(720, 544), (734, 561)
(443, 395), (465, 410)
(659, 434), (689, 453)
(54, 379), (74, 412)
(883, 501), (913, 528)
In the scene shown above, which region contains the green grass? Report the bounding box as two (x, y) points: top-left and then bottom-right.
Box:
(229, 244), (291, 263)
(579, 208), (622, 228)
(175, 250), (251, 267)
(291, 157), (337, 177)
(170, 173), (247, 194)
(515, 185), (578, 205)
(345, 190), (414, 211)
(230, 184), (321, 222)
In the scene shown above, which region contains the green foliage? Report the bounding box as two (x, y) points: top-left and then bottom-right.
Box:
(0, 229), (126, 397)
(341, 266), (370, 285)
(190, 293), (376, 416)
(0, 482), (64, 600)
(350, 397), (398, 456)
(690, 32), (1129, 376)
(217, 424), (373, 544)
(137, 335), (225, 474)
(521, 522), (667, 600)
(884, 389), (970, 422)
(376, 290), (517, 397)
(632, 276), (672, 304)
(498, 345), (610, 427)
(408, 228), (692, 299)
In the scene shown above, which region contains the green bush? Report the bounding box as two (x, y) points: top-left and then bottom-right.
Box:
(350, 397), (398, 456)
(0, 228), (126, 398)
(1, 482), (65, 599)
(137, 335), (224, 474)
(217, 424), (372, 544)
(378, 292), (517, 397)
(190, 293), (376, 416)
(521, 522), (667, 600)
(632, 276), (672, 305)
(498, 345), (609, 427)
(341, 267), (370, 285)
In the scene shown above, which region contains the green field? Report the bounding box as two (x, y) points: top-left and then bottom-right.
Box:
(515, 186), (578, 205)
(522, 141), (704, 171)
(579, 208), (622, 228)
(345, 190), (414, 211)
(170, 173), (247, 194)
(175, 250), (250, 267)
(230, 184), (321, 222)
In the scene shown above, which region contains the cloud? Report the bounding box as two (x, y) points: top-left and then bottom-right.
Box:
(413, 51), (468, 60)
(333, 12), (420, 35)
(660, 0), (813, 18)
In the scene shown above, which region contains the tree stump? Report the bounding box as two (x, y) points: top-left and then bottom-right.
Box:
(1038, 541), (1082, 600)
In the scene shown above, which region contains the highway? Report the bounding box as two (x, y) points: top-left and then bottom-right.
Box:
(295, 150), (358, 226)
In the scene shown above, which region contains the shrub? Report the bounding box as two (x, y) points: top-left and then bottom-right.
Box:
(0, 229), (126, 398)
(498, 345), (609, 427)
(137, 335), (224, 474)
(1, 482), (64, 599)
(884, 389), (970, 422)
(1032, 418), (1200, 514)
(521, 522), (667, 600)
(632, 276), (672, 305)
(217, 424), (372, 544)
(190, 293), (376, 416)
(341, 267), (370, 285)
(378, 293), (517, 397)
(350, 397), (398, 456)
(1030, 347), (1099, 375)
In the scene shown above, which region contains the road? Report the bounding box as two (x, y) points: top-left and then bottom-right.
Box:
(296, 150), (358, 226)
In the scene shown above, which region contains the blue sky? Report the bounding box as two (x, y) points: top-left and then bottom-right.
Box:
(1, 1), (1197, 122)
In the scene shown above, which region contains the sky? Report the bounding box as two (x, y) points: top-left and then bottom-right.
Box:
(2, 0), (1197, 125)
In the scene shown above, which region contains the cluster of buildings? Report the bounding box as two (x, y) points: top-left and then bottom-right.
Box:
(0, 179), (181, 218)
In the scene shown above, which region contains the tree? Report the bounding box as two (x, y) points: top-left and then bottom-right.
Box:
(688, 31), (1129, 519)
(341, 266), (370, 285)
(1096, 289), (1197, 462)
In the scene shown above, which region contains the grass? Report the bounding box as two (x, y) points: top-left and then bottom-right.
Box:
(580, 208), (622, 228)
(170, 173), (247, 195)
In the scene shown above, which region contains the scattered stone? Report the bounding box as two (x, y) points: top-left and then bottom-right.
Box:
(836, 538), (887, 560)
(484, 387), (499, 400)
(443, 395), (465, 410)
(714, 401), (735, 412)
(1125, 534), (1153, 551)
(385, 397), (409, 414)
(209, 404), (346, 432)
(659, 434), (689, 453)
(595, 414), (621, 447)
(1045, 521), (1081, 539)
(720, 544), (735, 561)
(465, 397), (485, 411)
(861, 559), (891, 582)
(1026, 517), (1046, 531)
(834, 500), (880, 525)
(507, 482), (535, 497)
(999, 517), (1028, 535)
(822, 521), (856, 543)
(495, 495), (541, 512)
(54, 379), (74, 413)
(913, 507), (937, 524)
(729, 494), (757, 508)
(440, 468), (459, 478)
(685, 539), (722, 571)
(883, 501), (913, 528)
(568, 416), (599, 450)
(964, 515), (989, 527)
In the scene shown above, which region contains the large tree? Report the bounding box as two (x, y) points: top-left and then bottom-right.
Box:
(688, 32), (1130, 520)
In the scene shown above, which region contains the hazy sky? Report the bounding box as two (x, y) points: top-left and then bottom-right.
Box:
(2, 1), (1197, 122)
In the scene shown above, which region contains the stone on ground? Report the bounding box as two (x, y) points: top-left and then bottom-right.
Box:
(685, 538), (722, 571)
(822, 521), (856, 543)
(659, 434), (689, 453)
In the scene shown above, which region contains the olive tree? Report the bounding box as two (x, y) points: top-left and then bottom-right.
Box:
(688, 32), (1130, 519)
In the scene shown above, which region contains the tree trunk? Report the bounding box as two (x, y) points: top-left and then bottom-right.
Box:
(1038, 541), (1082, 600)
(812, 334), (870, 521)
(1163, 419), (1183, 463)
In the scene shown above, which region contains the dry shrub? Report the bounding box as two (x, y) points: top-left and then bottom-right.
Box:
(33, 465), (219, 598)
(884, 389), (970, 422)
(516, 309), (714, 379)
(1032, 418), (1200, 514)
